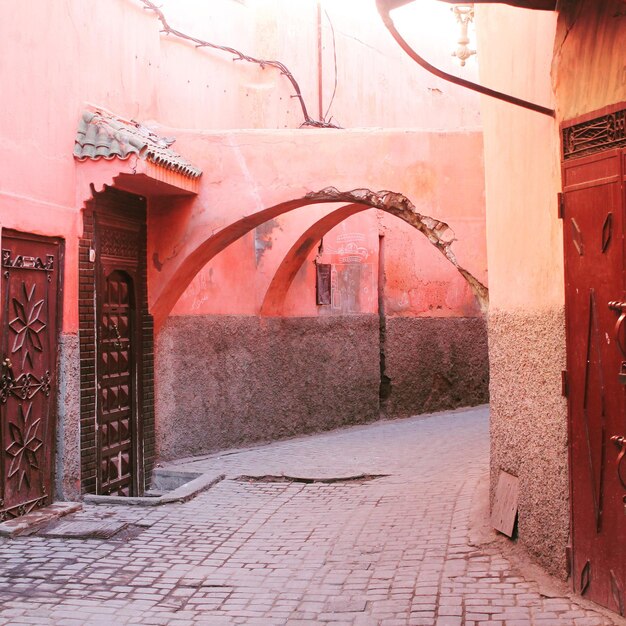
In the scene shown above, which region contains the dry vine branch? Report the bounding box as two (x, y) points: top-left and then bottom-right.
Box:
(138, 0), (340, 129)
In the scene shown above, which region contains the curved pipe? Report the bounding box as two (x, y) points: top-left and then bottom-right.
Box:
(376, 0), (555, 118)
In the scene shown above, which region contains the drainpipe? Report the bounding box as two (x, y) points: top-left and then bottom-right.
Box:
(378, 234), (392, 415)
(375, 0), (555, 118)
(317, 0), (324, 120)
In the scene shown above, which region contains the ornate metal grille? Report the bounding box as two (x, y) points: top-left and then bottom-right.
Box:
(563, 108), (626, 160)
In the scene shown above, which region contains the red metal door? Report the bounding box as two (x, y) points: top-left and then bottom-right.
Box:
(0, 231), (61, 519)
(563, 148), (626, 615)
(96, 216), (143, 496)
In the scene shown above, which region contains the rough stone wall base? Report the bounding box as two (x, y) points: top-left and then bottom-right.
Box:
(155, 315), (381, 460)
(155, 314), (490, 462)
(56, 333), (81, 501)
(488, 308), (569, 579)
(384, 317), (489, 417)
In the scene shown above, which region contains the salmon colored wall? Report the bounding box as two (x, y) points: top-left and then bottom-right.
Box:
(473, 1), (626, 582)
(0, 0), (485, 333)
(158, 0), (482, 130)
(473, 5), (566, 578)
(164, 129), (486, 320)
(474, 6), (560, 313)
(281, 212), (380, 317)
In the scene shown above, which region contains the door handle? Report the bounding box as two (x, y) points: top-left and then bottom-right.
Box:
(0, 357), (15, 404)
(110, 322), (123, 351)
(608, 301), (626, 311)
(608, 301), (626, 351)
(611, 435), (626, 490)
(608, 302), (626, 382)
(2, 357), (14, 379)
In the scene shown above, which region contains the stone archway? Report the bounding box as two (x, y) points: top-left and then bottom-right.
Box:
(260, 192), (489, 317)
(153, 187), (488, 328)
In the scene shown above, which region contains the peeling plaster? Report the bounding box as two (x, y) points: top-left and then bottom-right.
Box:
(254, 218), (280, 265)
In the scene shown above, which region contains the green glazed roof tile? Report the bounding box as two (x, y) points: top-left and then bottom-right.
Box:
(74, 110), (202, 178)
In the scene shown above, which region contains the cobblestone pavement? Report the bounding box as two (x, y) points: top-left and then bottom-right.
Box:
(0, 406), (622, 625)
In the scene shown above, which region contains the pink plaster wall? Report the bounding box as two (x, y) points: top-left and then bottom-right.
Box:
(157, 0), (482, 130)
(281, 211), (381, 317)
(473, 4), (568, 579)
(1, 0), (486, 334)
(164, 129), (486, 321)
(474, 1), (626, 581)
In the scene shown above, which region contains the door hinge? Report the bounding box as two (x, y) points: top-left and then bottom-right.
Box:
(558, 192), (565, 219)
(561, 370), (569, 397)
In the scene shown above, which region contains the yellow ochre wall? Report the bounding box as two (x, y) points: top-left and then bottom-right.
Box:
(475, 0), (626, 578)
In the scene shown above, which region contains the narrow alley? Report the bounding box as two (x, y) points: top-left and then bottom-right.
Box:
(0, 407), (620, 625)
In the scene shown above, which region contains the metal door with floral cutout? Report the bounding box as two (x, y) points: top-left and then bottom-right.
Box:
(0, 231), (61, 520)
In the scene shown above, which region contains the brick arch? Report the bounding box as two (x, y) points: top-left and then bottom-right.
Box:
(152, 188), (488, 329)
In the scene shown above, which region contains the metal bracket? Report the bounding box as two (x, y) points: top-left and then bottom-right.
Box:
(611, 435), (626, 490)
(608, 301), (626, 387)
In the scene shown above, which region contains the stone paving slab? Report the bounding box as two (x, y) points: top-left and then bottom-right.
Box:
(0, 502), (82, 538)
(0, 406), (623, 625)
(38, 519), (129, 539)
(84, 472), (225, 507)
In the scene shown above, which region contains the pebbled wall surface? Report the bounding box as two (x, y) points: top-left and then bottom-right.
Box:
(488, 308), (569, 579)
(155, 315), (381, 460)
(155, 314), (490, 462)
(56, 333), (81, 501)
(383, 317), (489, 418)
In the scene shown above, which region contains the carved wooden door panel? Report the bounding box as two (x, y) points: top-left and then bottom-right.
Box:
(0, 231), (61, 519)
(563, 148), (626, 615)
(96, 216), (142, 496)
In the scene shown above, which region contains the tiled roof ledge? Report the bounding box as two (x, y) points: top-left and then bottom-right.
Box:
(73, 110), (202, 180)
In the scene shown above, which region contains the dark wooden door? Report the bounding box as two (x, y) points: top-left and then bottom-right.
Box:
(563, 148), (626, 615)
(0, 231), (61, 519)
(96, 215), (143, 496)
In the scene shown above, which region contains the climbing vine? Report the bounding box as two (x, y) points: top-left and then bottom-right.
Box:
(138, 0), (340, 128)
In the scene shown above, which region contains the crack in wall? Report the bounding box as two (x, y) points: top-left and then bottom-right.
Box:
(378, 234), (392, 416)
